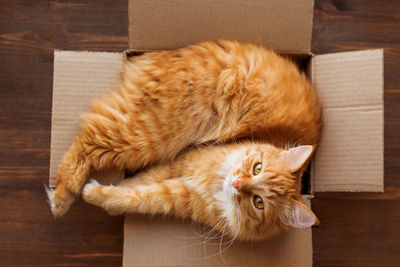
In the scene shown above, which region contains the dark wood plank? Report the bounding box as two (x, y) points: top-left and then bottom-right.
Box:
(312, 194), (400, 267)
(312, 0), (400, 266)
(313, 0), (400, 53)
(0, 0), (127, 266)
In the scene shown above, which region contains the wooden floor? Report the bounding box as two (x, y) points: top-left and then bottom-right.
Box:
(0, 0), (399, 266)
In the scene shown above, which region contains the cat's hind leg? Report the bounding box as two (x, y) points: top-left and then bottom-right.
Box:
(48, 135), (92, 217)
(49, 104), (134, 217)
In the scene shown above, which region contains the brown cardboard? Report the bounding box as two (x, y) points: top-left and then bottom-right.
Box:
(49, 51), (125, 187)
(123, 196), (312, 267)
(311, 49), (384, 192)
(50, 49), (384, 266)
(50, 51), (312, 266)
(128, 0), (314, 53)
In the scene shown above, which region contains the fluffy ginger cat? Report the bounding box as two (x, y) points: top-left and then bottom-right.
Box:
(47, 40), (321, 217)
(82, 142), (317, 241)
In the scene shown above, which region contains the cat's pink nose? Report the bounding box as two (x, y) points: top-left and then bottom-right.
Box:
(233, 180), (240, 191)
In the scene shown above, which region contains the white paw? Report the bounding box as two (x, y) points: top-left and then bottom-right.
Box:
(83, 179), (100, 195)
(44, 185), (55, 210)
(87, 178), (100, 187)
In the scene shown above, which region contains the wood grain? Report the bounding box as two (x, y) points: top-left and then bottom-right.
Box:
(312, 0), (400, 266)
(0, 0), (399, 266)
(0, 1), (127, 266)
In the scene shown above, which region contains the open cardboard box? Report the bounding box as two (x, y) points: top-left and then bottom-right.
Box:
(49, 0), (384, 266)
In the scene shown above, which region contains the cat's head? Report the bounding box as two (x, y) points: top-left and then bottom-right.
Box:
(220, 143), (318, 241)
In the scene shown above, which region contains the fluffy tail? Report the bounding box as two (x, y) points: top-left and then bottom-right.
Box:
(47, 136), (91, 217)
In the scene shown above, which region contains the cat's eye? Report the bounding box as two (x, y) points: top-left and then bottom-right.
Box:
(253, 163), (262, 175)
(253, 195), (264, 209)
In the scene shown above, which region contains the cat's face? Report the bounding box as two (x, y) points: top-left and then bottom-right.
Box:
(221, 144), (317, 241)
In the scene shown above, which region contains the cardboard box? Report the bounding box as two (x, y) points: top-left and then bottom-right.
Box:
(49, 0), (384, 265)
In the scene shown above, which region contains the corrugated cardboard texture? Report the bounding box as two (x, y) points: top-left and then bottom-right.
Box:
(50, 50), (383, 265)
(50, 51), (124, 187)
(312, 49), (384, 192)
(128, 0), (313, 53)
(123, 197), (312, 267)
(50, 52), (312, 267)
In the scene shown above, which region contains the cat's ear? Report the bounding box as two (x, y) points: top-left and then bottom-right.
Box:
(285, 145), (314, 172)
(285, 200), (318, 228)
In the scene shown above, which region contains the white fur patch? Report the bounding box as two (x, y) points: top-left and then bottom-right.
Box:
(213, 186), (237, 227)
(83, 179), (100, 195)
(220, 148), (245, 198)
(45, 184), (75, 217)
(44, 185), (55, 211)
(214, 148), (247, 228)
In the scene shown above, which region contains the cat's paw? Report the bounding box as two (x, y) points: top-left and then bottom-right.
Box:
(82, 179), (101, 202)
(45, 185), (56, 211)
(86, 179), (100, 188)
(45, 184), (74, 217)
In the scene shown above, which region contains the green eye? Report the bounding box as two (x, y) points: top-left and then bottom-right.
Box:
(253, 163), (262, 175)
(253, 195), (264, 209)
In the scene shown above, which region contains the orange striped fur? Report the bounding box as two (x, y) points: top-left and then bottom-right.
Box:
(82, 142), (317, 241)
(48, 40), (322, 217)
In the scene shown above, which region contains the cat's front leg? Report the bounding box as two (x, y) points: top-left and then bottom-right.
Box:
(82, 179), (132, 215)
(82, 178), (194, 219)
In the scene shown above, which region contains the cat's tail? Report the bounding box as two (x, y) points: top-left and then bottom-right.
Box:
(46, 135), (92, 217)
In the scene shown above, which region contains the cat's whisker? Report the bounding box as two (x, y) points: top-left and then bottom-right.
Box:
(219, 248), (227, 266)
(215, 216), (241, 262)
(219, 229), (239, 255)
(180, 232), (236, 252)
(180, 227), (235, 251)
(187, 217), (224, 241)
(218, 218), (228, 256)
(186, 225), (239, 261)
(179, 217), (227, 249)
(200, 220), (230, 248)
(183, 220), (231, 252)
(202, 217), (225, 241)
(177, 231), (213, 240)
(184, 221), (234, 260)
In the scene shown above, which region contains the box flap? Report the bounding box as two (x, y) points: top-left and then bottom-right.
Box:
(51, 52), (313, 266)
(50, 51), (125, 186)
(128, 0), (314, 53)
(311, 49), (384, 192)
(123, 196), (312, 266)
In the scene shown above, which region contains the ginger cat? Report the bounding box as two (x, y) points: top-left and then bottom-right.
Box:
(47, 40), (321, 217)
(82, 142), (318, 241)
